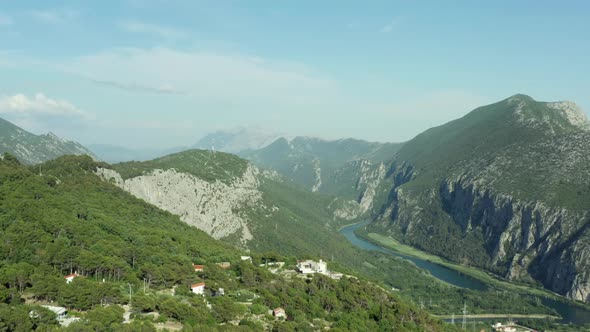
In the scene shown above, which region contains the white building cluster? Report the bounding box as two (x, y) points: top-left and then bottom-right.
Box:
(296, 259), (343, 280)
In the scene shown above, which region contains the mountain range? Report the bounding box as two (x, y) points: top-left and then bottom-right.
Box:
(0, 118), (97, 164)
(1, 93), (588, 306)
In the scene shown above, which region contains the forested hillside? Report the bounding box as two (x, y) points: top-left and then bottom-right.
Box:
(0, 153), (453, 331)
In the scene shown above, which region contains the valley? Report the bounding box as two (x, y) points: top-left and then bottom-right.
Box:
(2, 3), (589, 330)
(1, 95), (589, 331)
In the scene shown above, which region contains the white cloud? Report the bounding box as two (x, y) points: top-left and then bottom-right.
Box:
(119, 20), (186, 40)
(61, 47), (339, 104)
(0, 93), (86, 117)
(0, 93), (93, 137)
(0, 14), (13, 26)
(30, 8), (79, 24)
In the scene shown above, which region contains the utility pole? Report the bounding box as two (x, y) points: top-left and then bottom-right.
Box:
(128, 283), (133, 306)
(451, 313), (455, 325)
(462, 302), (467, 331)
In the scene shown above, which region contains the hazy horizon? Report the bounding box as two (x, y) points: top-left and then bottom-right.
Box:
(1, 1), (589, 149)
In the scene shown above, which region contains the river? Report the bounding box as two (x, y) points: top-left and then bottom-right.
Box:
(340, 221), (590, 326)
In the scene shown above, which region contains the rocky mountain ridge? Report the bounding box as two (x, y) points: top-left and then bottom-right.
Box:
(0, 117), (97, 164)
(241, 136), (403, 214)
(368, 95), (590, 302)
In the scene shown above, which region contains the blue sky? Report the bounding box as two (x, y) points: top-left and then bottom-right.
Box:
(0, 1), (588, 148)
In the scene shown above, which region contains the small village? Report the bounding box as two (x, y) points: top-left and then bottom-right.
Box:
(28, 256), (352, 330)
(25, 257), (555, 331)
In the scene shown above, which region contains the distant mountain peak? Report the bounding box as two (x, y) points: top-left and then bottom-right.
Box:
(193, 127), (283, 153)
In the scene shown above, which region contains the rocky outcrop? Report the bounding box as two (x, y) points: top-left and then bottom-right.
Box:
(355, 160), (387, 213)
(331, 199), (363, 221)
(439, 177), (590, 303)
(97, 165), (266, 247)
(374, 166), (590, 302)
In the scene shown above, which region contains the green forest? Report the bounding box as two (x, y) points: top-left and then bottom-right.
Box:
(0, 154), (455, 331)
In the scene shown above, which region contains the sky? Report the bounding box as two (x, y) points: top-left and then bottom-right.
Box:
(0, 1), (588, 149)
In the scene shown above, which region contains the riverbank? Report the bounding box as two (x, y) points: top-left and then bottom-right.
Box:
(434, 313), (560, 320)
(358, 230), (590, 313)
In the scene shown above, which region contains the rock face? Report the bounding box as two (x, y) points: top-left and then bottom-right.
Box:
(0, 117), (97, 164)
(97, 150), (364, 258)
(369, 95), (590, 302)
(440, 177), (590, 299)
(97, 165), (264, 246)
(355, 160), (388, 214)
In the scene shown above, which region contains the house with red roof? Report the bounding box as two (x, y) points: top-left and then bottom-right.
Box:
(191, 282), (205, 295)
(64, 272), (78, 284)
(193, 264), (204, 272)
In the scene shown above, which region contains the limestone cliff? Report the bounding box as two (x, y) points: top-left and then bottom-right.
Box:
(97, 165), (264, 247)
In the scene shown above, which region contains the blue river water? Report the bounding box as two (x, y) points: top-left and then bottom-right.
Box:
(339, 221), (590, 326)
(340, 221), (488, 290)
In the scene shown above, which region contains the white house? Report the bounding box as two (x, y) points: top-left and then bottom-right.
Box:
(41, 305), (67, 320)
(63, 273), (78, 284)
(296, 259), (327, 274)
(492, 323), (517, 332)
(191, 282), (206, 295)
(240, 256), (252, 263)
